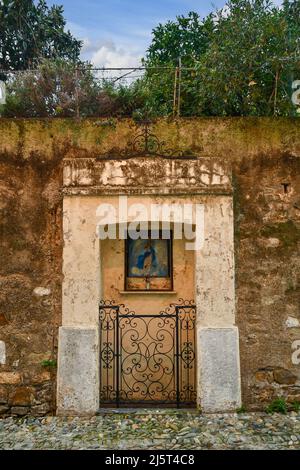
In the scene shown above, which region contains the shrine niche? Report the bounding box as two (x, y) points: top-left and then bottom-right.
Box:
(58, 134), (240, 415)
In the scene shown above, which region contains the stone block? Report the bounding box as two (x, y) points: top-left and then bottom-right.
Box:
(31, 403), (51, 415)
(0, 372), (22, 384)
(273, 368), (297, 385)
(30, 371), (51, 384)
(0, 406), (9, 414)
(10, 406), (29, 416)
(10, 387), (34, 406)
(57, 327), (99, 415)
(198, 327), (241, 413)
(35, 384), (52, 402)
(255, 370), (274, 383)
(287, 394), (300, 403)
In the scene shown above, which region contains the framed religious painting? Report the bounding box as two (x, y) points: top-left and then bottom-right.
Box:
(125, 231), (173, 291)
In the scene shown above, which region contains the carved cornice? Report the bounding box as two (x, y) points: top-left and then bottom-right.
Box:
(63, 156), (232, 196)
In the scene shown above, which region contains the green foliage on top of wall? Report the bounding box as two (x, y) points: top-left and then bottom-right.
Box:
(1, 1), (300, 118)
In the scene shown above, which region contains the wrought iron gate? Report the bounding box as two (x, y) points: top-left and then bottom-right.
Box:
(99, 300), (196, 408)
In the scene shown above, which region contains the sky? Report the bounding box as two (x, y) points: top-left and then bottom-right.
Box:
(47, 0), (283, 68)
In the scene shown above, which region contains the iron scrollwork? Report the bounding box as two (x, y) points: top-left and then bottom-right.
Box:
(97, 120), (201, 161)
(99, 299), (196, 407)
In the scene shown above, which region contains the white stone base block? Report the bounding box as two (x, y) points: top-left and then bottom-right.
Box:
(57, 327), (99, 415)
(198, 327), (241, 413)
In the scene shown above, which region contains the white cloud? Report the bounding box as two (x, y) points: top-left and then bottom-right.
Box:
(66, 21), (142, 68)
(81, 38), (113, 56)
(90, 42), (142, 68)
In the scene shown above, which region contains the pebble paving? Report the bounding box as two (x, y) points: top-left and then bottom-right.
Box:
(1, 410), (300, 450)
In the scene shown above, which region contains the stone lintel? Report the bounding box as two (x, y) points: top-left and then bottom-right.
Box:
(63, 157), (232, 196)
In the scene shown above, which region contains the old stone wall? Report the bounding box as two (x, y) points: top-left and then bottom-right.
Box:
(0, 117), (299, 415)
(235, 153), (300, 409)
(0, 121), (63, 416)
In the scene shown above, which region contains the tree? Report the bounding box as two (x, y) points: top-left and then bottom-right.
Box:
(141, 12), (214, 116)
(1, 0), (300, 117)
(1, 59), (150, 118)
(0, 0), (82, 71)
(144, 11), (214, 67)
(142, 0), (300, 116)
(1, 59), (99, 117)
(195, 0), (300, 116)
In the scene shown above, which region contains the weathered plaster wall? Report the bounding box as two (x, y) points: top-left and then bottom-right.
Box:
(0, 127), (62, 416)
(0, 117), (300, 415)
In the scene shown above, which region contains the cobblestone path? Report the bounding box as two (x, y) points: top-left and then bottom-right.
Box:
(1, 410), (300, 450)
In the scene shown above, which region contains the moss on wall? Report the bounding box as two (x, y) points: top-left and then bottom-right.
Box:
(0, 117), (299, 164)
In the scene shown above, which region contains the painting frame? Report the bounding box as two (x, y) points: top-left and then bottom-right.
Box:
(125, 230), (173, 292)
